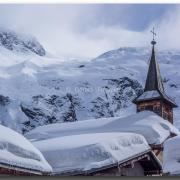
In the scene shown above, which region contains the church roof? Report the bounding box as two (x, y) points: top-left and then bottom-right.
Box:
(135, 90), (160, 101)
(133, 90), (177, 107)
(144, 43), (164, 93)
(133, 40), (177, 107)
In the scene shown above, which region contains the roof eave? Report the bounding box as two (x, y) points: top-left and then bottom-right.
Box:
(132, 96), (162, 104)
(133, 93), (178, 108)
(159, 91), (178, 108)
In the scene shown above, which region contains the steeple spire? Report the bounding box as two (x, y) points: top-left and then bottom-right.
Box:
(144, 28), (164, 93)
(132, 27), (177, 124)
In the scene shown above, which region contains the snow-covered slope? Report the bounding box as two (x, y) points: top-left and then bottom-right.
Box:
(33, 132), (150, 174)
(0, 28), (180, 132)
(0, 124), (52, 173)
(26, 111), (179, 146)
(163, 135), (180, 175)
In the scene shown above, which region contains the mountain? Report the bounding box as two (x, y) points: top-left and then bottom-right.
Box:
(0, 29), (180, 133)
(0, 28), (45, 56)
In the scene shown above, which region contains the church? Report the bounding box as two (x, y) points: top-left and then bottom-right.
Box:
(133, 28), (178, 124)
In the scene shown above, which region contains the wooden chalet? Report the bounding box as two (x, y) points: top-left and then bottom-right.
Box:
(133, 29), (178, 124)
(55, 150), (162, 176)
(0, 162), (49, 176)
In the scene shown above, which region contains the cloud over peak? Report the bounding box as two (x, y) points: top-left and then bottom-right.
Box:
(0, 4), (178, 58)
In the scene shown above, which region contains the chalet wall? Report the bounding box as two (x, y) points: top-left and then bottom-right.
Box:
(0, 166), (41, 176)
(153, 150), (163, 163)
(162, 102), (173, 124)
(90, 162), (145, 176)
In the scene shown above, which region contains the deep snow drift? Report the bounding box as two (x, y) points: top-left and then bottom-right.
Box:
(27, 111), (171, 174)
(26, 111), (179, 146)
(33, 132), (150, 174)
(0, 124), (52, 173)
(163, 135), (180, 175)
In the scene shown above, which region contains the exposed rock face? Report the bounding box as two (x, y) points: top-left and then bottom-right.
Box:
(21, 93), (83, 132)
(91, 77), (143, 118)
(19, 76), (142, 133)
(0, 95), (28, 133)
(0, 29), (46, 56)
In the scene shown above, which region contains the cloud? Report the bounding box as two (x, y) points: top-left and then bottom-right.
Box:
(0, 4), (178, 58)
(154, 5), (180, 50)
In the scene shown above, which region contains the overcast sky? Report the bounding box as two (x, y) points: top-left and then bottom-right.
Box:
(0, 4), (179, 58)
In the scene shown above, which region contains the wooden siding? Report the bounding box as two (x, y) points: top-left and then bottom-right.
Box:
(136, 100), (173, 124)
(0, 167), (40, 176)
(0, 163), (48, 176)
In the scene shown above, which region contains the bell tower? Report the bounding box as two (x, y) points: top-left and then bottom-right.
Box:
(133, 28), (178, 124)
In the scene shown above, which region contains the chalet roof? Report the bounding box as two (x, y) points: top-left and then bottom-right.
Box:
(26, 111), (179, 175)
(55, 150), (162, 176)
(0, 124), (52, 174)
(133, 40), (178, 107)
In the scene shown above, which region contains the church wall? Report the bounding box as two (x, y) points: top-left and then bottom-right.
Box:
(137, 100), (162, 116)
(161, 102), (173, 124)
(137, 100), (173, 124)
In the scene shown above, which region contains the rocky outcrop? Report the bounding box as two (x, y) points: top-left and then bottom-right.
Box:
(0, 29), (46, 56)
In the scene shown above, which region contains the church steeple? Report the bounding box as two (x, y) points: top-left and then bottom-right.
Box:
(144, 34), (164, 93)
(132, 27), (177, 124)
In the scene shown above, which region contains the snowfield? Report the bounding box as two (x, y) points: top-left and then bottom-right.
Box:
(33, 132), (150, 174)
(26, 111), (179, 146)
(0, 29), (179, 133)
(0, 124), (52, 173)
(163, 135), (180, 175)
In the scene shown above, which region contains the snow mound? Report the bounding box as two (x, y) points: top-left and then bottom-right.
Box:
(163, 135), (180, 175)
(33, 132), (150, 174)
(26, 111), (179, 145)
(0, 124), (52, 173)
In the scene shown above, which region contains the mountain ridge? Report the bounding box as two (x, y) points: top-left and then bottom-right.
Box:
(0, 29), (179, 132)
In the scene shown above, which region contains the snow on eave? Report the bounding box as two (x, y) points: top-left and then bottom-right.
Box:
(56, 149), (153, 176)
(32, 132), (152, 174)
(0, 124), (52, 173)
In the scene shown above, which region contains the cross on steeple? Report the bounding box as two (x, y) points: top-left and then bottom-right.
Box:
(151, 27), (156, 41)
(151, 27), (157, 45)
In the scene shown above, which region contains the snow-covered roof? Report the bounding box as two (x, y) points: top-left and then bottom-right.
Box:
(136, 90), (161, 101)
(26, 111), (179, 146)
(0, 124), (52, 174)
(133, 90), (178, 107)
(33, 132), (150, 174)
(163, 135), (180, 175)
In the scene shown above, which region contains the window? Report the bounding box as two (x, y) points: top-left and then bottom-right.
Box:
(145, 105), (153, 111)
(153, 106), (161, 115)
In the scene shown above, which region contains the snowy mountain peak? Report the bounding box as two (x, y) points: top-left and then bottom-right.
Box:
(0, 28), (46, 56)
(96, 47), (149, 60)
